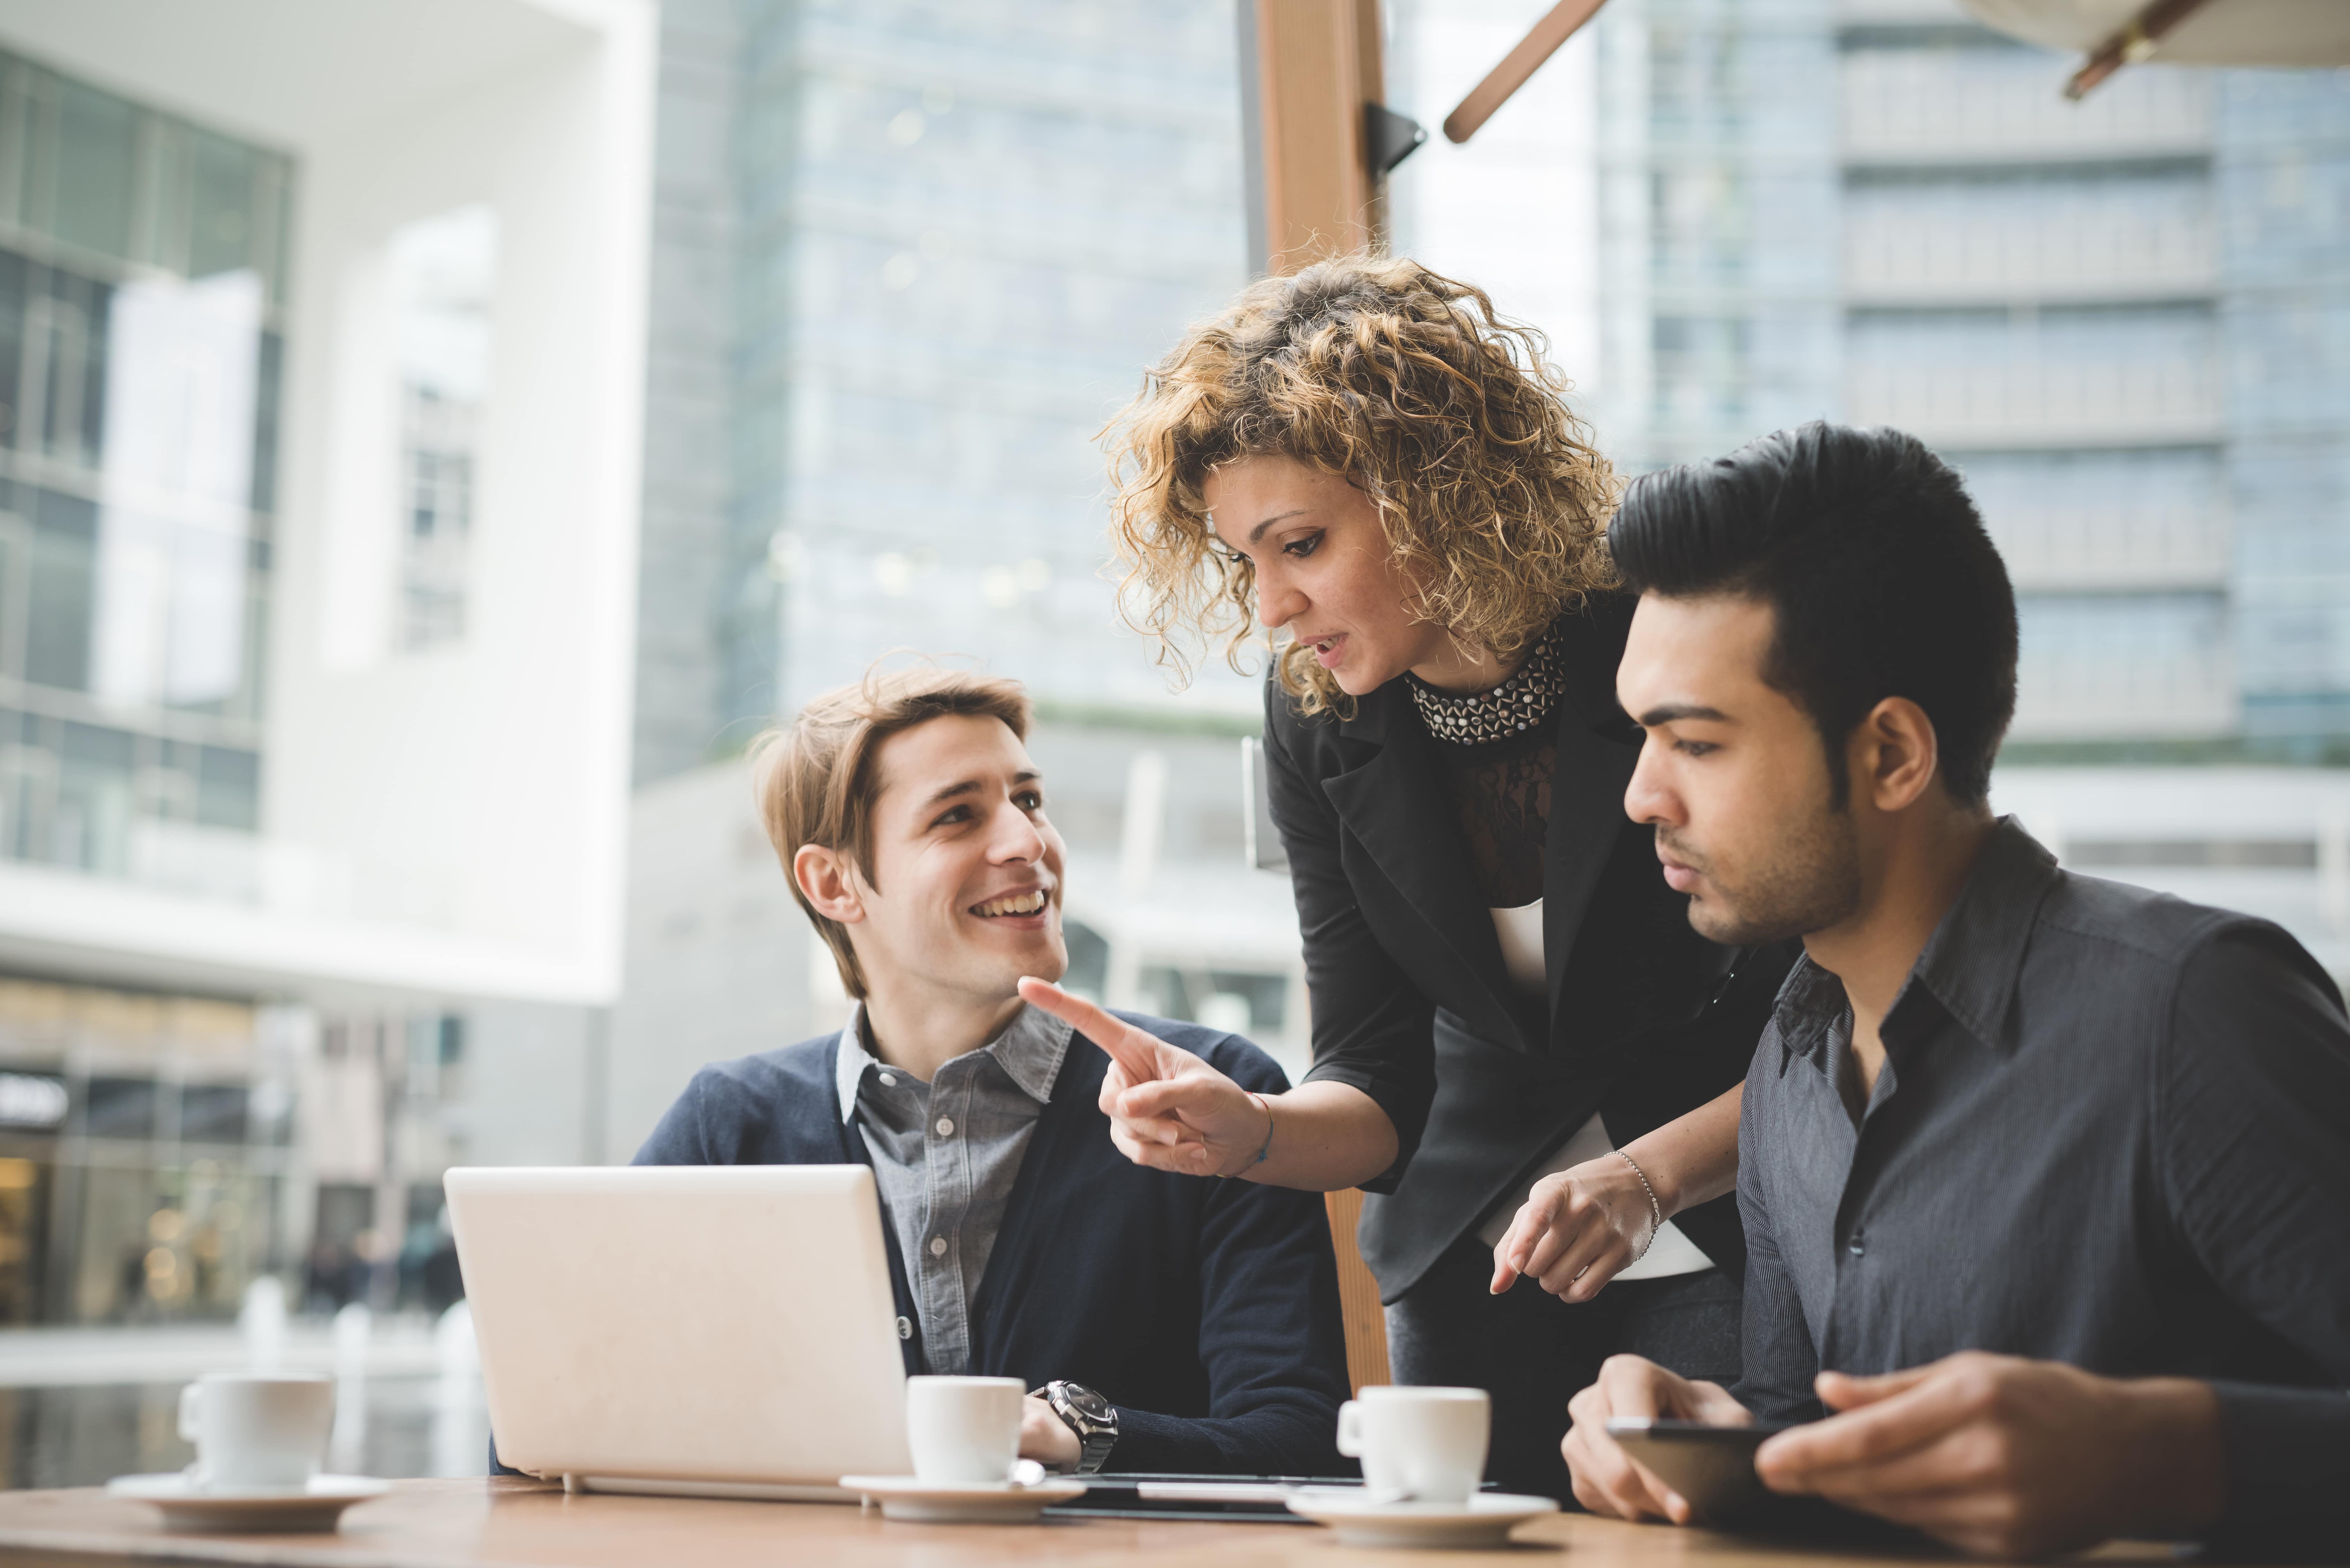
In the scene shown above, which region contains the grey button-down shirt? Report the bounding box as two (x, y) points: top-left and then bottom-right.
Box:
(835, 1002), (1073, 1375)
(1737, 818), (2350, 1545)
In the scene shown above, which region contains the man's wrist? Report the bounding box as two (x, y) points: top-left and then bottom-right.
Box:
(2108, 1376), (2224, 1537)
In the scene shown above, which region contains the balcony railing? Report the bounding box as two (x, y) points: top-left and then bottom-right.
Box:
(1842, 53), (2212, 164)
(1845, 212), (2217, 303)
(2011, 654), (2236, 738)
(1987, 505), (2230, 591)
(1846, 357), (2223, 446)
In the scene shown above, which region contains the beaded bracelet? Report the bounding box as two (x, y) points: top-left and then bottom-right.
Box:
(1616, 1149), (1662, 1263)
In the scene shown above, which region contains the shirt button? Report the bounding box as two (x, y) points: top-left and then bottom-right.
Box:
(934, 1116), (955, 1137)
(896, 1316), (912, 1340)
(878, 1072), (897, 1087)
(929, 1236), (948, 1258)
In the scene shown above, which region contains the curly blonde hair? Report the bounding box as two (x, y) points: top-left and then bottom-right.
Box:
(1103, 254), (1619, 715)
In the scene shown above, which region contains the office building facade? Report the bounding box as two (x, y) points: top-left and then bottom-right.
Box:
(709, 0), (1257, 747)
(0, 3), (658, 1323)
(1584, 0), (2349, 753)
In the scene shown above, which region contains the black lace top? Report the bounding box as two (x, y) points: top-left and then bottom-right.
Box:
(1406, 625), (1565, 910)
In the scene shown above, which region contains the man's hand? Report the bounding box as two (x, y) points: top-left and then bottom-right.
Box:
(1016, 978), (1270, 1177)
(1562, 1354), (1752, 1524)
(1490, 1156), (1658, 1300)
(1754, 1353), (2224, 1559)
(1020, 1395), (1080, 1470)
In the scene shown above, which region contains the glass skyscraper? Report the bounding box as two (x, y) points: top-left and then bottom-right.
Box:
(651, 0), (1256, 772)
(1587, 0), (2350, 756)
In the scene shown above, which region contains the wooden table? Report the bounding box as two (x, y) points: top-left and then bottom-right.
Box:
(0, 1477), (2213, 1567)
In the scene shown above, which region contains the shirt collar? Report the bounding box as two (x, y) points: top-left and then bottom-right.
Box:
(1774, 816), (2062, 1071)
(833, 1000), (1076, 1123)
(834, 1004), (876, 1123)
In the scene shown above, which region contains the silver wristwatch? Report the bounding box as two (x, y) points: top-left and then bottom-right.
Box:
(1035, 1380), (1119, 1474)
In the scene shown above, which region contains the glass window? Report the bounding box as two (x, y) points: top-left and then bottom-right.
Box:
(178, 1084), (249, 1145)
(33, 267), (112, 469)
(0, 250), (24, 449)
(52, 81), (136, 262)
(389, 204), (496, 652)
(186, 130), (260, 281)
(56, 720), (134, 872)
(25, 487), (94, 692)
(0, 55), (290, 880)
(250, 330), (282, 516)
(194, 745), (258, 832)
(81, 1076), (157, 1140)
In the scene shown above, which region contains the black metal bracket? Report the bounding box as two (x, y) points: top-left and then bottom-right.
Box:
(1365, 103), (1428, 177)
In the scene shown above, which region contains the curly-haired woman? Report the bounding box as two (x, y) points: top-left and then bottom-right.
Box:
(1020, 256), (1798, 1499)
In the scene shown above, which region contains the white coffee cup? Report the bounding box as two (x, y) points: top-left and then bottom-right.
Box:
(1335, 1384), (1490, 1504)
(905, 1375), (1024, 1485)
(178, 1372), (335, 1490)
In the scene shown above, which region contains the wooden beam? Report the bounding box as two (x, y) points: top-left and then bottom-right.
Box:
(1323, 1187), (1392, 1393)
(1443, 0), (1609, 144)
(2065, 0), (2215, 98)
(1243, 0), (1386, 275)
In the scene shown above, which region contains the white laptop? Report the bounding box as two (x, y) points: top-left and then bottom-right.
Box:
(444, 1165), (913, 1501)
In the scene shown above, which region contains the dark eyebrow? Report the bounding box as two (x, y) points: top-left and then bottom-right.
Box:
(922, 770), (1042, 811)
(1246, 508), (1311, 545)
(1636, 702), (1733, 727)
(921, 779), (982, 810)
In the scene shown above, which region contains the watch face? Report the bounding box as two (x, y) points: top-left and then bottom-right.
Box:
(1061, 1384), (1116, 1425)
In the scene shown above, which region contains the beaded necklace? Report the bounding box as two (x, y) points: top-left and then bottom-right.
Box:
(1404, 623), (1566, 747)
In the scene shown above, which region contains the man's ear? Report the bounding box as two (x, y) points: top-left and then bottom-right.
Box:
(1852, 696), (1940, 814)
(793, 844), (866, 925)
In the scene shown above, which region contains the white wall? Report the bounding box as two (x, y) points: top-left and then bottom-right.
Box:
(605, 762), (813, 1163)
(272, 20), (653, 995)
(0, 0), (656, 1009)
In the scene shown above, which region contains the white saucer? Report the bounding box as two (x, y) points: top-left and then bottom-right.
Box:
(106, 1474), (392, 1533)
(1285, 1489), (1559, 1549)
(838, 1474), (1087, 1524)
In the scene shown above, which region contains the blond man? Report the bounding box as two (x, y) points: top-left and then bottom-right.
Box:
(632, 666), (1350, 1476)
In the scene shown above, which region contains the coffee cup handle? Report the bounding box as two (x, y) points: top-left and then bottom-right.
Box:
(177, 1383), (201, 1445)
(1335, 1399), (1363, 1458)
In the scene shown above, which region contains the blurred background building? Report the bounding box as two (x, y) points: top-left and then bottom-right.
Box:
(1570, 0), (2350, 753)
(0, 0), (2339, 1491)
(0, 0), (656, 1362)
(608, 0), (1302, 1159)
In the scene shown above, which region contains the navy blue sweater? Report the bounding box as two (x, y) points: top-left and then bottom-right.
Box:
(629, 1013), (1352, 1477)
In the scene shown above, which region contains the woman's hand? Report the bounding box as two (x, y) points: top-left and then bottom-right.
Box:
(1494, 1086), (1744, 1300)
(1489, 1155), (1658, 1302)
(1017, 978), (1271, 1176)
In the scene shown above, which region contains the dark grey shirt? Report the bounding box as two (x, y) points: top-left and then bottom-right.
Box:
(835, 1003), (1073, 1376)
(1737, 818), (2350, 1545)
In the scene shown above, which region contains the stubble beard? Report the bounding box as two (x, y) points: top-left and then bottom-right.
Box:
(1664, 801), (1862, 947)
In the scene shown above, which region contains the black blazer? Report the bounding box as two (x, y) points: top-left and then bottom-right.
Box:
(1263, 593), (1797, 1300)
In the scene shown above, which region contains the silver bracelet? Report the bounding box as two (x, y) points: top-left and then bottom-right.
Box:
(1247, 1092), (1274, 1166)
(1616, 1150), (1662, 1264)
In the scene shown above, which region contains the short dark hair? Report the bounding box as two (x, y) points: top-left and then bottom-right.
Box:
(1608, 422), (2017, 806)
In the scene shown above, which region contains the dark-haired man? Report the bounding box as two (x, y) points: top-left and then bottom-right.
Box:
(1562, 422), (2350, 1557)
